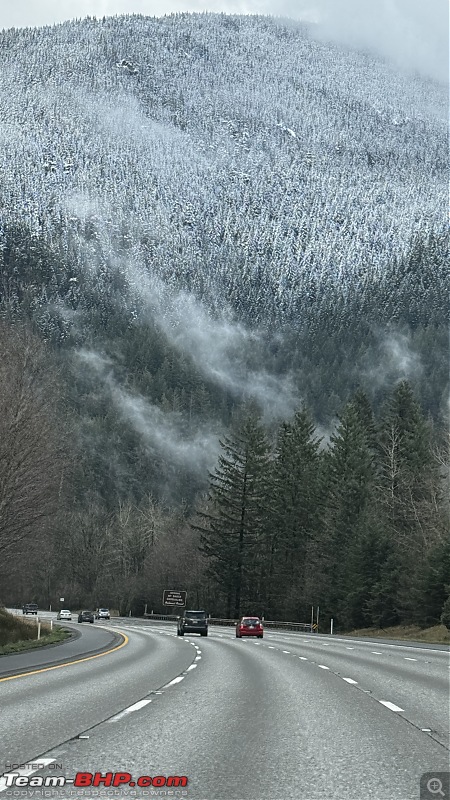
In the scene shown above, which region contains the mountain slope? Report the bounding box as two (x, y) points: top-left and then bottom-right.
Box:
(0, 12), (446, 324)
(0, 13), (447, 507)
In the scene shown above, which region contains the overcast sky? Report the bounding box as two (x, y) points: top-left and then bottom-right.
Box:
(0, 0), (447, 84)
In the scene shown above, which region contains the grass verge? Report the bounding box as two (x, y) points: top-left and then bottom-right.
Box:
(0, 607), (71, 655)
(342, 624), (450, 645)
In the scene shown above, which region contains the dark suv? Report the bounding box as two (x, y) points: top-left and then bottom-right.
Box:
(22, 603), (38, 615)
(177, 610), (208, 636)
(78, 610), (95, 623)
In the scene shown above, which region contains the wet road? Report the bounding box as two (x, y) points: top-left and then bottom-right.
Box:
(0, 617), (448, 800)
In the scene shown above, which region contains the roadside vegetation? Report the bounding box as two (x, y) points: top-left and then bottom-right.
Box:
(343, 624), (450, 645)
(0, 608), (70, 655)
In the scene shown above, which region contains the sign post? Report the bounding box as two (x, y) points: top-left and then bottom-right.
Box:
(163, 590), (187, 607)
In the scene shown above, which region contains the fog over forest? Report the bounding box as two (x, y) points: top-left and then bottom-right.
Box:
(0, 11), (447, 625)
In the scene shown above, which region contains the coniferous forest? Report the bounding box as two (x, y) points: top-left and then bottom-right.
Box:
(0, 13), (448, 629)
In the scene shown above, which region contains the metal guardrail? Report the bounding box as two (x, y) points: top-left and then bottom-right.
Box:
(143, 613), (316, 632)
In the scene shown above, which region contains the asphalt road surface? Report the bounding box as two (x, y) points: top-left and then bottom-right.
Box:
(0, 615), (448, 800)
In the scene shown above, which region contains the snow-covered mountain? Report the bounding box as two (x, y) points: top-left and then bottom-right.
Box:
(0, 12), (446, 328)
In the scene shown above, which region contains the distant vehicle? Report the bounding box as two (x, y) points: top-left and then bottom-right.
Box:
(78, 610), (95, 623)
(96, 608), (110, 620)
(236, 617), (263, 638)
(22, 603), (38, 615)
(57, 609), (72, 621)
(177, 610), (208, 636)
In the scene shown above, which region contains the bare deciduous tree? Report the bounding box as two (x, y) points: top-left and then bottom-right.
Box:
(0, 321), (68, 569)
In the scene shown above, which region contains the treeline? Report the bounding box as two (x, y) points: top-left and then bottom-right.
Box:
(1, 319), (447, 632)
(194, 387), (449, 629)
(0, 222), (448, 627)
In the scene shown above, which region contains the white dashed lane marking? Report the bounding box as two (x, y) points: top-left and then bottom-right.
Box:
(318, 665), (330, 670)
(107, 699), (152, 723)
(379, 701), (404, 712)
(342, 677), (358, 684)
(163, 676), (185, 688)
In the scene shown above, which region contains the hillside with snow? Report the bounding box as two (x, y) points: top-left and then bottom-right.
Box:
(0, 12), (447, 504)
(0, 13), (446, 316)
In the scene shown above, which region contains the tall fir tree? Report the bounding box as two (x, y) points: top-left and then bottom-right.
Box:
(323, 397), (377, 627)
(266, 408), (324, 620)
(194, 405), (271, 618)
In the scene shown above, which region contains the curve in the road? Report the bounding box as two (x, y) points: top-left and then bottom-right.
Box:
(0, 631), (128, 683)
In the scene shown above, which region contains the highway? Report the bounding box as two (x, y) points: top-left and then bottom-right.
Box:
(0, 613), (448, 800)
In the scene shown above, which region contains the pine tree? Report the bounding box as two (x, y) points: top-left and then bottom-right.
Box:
(323, 398), (377, 627)
(194, 405), (270, 618)
(266, 408), (323, 620)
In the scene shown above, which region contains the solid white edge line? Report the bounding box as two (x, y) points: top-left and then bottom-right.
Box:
(0, 760), (57, 793)
(379, 701), (404, 712)
(342, 677), (358, 684)
(107, 699), (152, 722)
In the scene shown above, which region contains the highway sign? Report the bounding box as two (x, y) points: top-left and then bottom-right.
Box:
(163, 590), (187, 607)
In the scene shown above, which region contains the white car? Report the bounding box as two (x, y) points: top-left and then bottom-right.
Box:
(57, 609), (72, 621)
(96, 608), (110, 620)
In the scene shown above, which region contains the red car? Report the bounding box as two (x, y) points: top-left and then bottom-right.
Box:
(236, 616), (264, 638)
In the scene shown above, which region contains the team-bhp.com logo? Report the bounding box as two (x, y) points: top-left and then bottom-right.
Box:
(1, 773), (188, 789)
